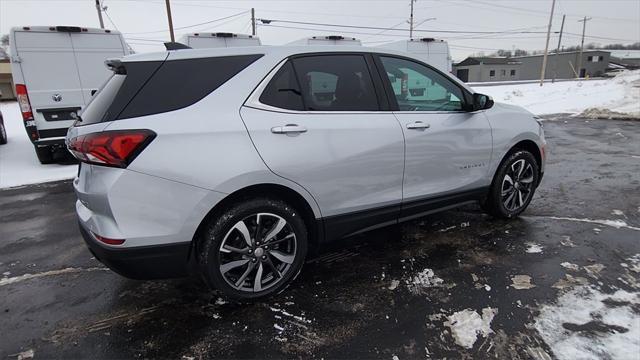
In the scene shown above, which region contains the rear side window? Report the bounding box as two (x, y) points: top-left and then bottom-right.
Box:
(79, 55), (262, 124)
(292, 55), (379, 111)
(119, 54), (262, 119)
(259, 62), (304, 111)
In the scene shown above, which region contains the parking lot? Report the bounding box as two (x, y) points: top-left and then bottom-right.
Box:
(1, 116), (639, 359)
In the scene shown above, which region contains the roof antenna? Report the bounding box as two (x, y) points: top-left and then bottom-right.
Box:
(164, 42), (191, 50)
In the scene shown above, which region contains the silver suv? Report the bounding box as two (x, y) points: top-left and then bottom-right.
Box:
(67, 46), (546, 300)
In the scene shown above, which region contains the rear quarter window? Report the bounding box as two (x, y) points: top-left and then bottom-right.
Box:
(118, 54), (263, 119)
(79, 54), (263, 124)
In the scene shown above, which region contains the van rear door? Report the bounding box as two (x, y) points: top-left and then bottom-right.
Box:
(70, 32), (127, 102)
(13, 29), (84, 132)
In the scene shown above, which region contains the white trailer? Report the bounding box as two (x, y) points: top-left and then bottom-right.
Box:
(287, 35), (362, 46)
(377, 38), (452, 74)
(9, 26), (129, 163)
(178, 33), (261, 49)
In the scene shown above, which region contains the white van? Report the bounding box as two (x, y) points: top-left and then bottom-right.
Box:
(287, 35), (362, 46)
(10, 26), (130, 163)
(377, 38), (452, 74)
(178, 32), (261, 49)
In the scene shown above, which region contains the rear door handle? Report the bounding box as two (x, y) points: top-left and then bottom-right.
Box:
(271, 124), (308, 134)
(406, 121), (430, 130)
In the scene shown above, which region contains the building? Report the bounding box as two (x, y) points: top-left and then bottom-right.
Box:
(0, 59), (16, 100)
(607, 49), (640, 69)
(453, 50), (611, 83)
(453, 57), (521, 82)
(514, 50), (610, 80)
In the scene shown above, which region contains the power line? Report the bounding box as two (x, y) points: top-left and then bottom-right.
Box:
(123, 10), (249, 35)
(257, 18), (552, 34)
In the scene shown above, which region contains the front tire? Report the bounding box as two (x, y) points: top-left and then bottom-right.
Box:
(198, 198), (308, 300)
(483, 150), (539, 218)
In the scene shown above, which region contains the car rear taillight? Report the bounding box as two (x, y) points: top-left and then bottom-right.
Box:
(15, 84), (33, 121)
(91, 231), (125, 245)
(68, 129), (156, 168)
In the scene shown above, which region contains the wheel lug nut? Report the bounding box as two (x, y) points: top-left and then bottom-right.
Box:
(248, 249), (253, 254)
(261, 255), (267, 260)
(251, 258), (257, 263)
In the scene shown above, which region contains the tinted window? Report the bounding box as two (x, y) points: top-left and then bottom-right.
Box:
(119, 54), (263, 119)
(380, 56), (464, 112)
(292, 55), (379, 111)
(79, 61), (163, 125)
(259, 61), (304, 110)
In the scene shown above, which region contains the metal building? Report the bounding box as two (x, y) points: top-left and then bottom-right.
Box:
(452, 57), (521, 82)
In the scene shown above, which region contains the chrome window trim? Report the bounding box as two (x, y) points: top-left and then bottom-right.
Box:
(244, 57), (474, 115)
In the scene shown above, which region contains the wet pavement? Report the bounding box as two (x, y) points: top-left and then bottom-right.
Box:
(1, 117), (639, 359)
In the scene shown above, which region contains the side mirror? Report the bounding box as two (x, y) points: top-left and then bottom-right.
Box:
(471, 93), (494, 111)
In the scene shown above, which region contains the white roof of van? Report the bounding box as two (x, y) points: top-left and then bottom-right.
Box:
(10, 25), (122, 35)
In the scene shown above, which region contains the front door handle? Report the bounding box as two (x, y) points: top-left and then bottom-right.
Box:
(406, 121), (431, 130)
(271, 124), (308, 134)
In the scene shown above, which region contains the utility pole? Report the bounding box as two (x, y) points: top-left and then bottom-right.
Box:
(539, 0), (556, 86)
(576, 16), (592, 78)
(552, 14), (565, 83)
(251, 8), (256, 36)
(95, 0), (105, 29)
(165, 0), (175, 42)
(409, 0), (415, 39)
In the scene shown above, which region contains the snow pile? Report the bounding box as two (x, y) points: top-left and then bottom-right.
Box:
(535, 286), (640, 360)
(478, 70), (640, 117)
(0, 102), (77, 189)
(444, 307), (498, 349)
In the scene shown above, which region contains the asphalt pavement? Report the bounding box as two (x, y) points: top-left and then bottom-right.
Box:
(1, 116), (639, 359)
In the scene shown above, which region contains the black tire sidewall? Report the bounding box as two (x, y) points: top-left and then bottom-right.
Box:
(199, 198), (308, 300)
(0, 123), (7, 144)
(489, 150), (539, 218)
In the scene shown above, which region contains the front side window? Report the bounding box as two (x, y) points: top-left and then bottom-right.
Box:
(380, 56), (464, 112)
(292, 55), (379, 111)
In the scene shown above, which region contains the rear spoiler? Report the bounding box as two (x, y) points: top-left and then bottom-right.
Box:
(105, 58), (126, 74)
(164, 42), (191, 50)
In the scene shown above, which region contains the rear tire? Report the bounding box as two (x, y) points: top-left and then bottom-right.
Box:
(198, 197), (308, 300)
(34, 145), (54, 164)
(483, 150), (539, 219)
(0, 122), (7, 145)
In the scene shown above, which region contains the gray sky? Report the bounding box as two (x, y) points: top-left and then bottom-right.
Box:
(1, 0), (639, 60)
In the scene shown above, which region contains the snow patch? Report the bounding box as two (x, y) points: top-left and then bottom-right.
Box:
(445, 307), (497, 349)
(561, 262), (580, 271)
(535, 286), (640, 360)
(0, 267), (109, 287)
(510, 275), (536, 290)
(406, 268), (444, 294)
(542, 216), (640, 231)
(0, 102), (77, 189)
(526, 243), (544, 254)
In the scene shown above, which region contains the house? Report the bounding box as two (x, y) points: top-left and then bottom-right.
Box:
(453, 57), (521, 82)
(0, 59), (16, 100)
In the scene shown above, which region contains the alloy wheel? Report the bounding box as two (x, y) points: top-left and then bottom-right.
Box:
(501, 159), (535, 211)
(218, 212), (297, 293)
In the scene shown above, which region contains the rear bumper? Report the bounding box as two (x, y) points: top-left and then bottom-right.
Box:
(34, 136), (66, 147)
(79, 222), (191, 280)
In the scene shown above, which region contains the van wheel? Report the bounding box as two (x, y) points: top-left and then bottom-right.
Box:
(34, 145), (54, 164)
(198, 198), (308, 300)
(483, 150), (539, 218)
(0, 122), (7, 144)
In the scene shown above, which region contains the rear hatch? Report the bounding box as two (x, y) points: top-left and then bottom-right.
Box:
(13, 27), (127, 136)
